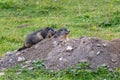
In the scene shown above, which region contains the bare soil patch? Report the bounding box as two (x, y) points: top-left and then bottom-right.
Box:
(0, 37), (120, 70)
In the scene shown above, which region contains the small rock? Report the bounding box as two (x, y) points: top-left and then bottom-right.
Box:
(19, 69), (22, 71)
(17, 56), (25, 62)
(96, 51), (100, 55)
(8, 59), (13, 63)
(22, 65), (29, 68)
(79, 59), (88, 62)
(5, 52), (13, 56)
(28, 67), (34, 70)
(103, 44), (107, 47)
(16, 72), (21, 75)
(53, 41), (58, 46)
(16, 52), (21, 56)
(0, 72), (5, 76)
(34, 44), (39, 49)
(0, 58), (3, 62)
(101, 63), (107, 67)
(25, 60), (32, 64)
(111, 59), (117, 63)
(96, 44), (101, 47)
(108, 68), (113, 71)
(1, 68), (7, 72)
(32, 59), (39, 63)
(59, 57), (63, 61)
(66, 46), (73, 52)
(21, 60), (32, 68)
(89, 51), (94, 57)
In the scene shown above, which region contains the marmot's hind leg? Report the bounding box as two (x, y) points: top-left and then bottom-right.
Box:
(17, 43), (31, 51)
(17, 46), (26, 51)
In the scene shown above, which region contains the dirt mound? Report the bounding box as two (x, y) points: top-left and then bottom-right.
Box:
(0, 37), (120, 70)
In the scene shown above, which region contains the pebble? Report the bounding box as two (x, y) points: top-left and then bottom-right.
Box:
(8, 59), (13, 63)
(111, 59), (117, 63)
(22, 65), (29, 68)
(25, 60), (32, 64)
(28, 67), (34, 70)
(16, 52), (21, 56)
(101, 63), (107, 67)
(0, 72), (5, 76)
(96, 51), (100, 55)
(34, 44), (39, 49)
(16, 72), (21, 75)
(17, 56), (25, 62)
(1, 68), (7, 72)
(5, 52), (13, 56)
(79, 59), (88, 62)
(66, 46), (73, 52)
(96, 44), (101, 47)
(53, 41), (58, 46)
(59, 57), (63, 61)
(103, 44), (107, 47)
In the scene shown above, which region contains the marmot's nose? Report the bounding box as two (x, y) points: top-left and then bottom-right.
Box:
(66, 30), (70, 34)
(68, 30), (70, 33)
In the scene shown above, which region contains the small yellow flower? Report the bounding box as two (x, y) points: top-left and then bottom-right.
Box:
(110, 4), (113, 7)
(92, 26), (97, 30)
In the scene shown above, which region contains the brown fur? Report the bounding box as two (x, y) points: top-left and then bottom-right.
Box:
(17, 27), (56, 51)
(53, 28), (70, 39)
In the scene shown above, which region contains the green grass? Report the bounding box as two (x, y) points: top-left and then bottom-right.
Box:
(0, 61), (120, 80)
(0, 0), (120, 55)
(0, 0), (120, 79)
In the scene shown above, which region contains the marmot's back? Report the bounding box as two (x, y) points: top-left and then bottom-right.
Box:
(17, 27), (56, 51)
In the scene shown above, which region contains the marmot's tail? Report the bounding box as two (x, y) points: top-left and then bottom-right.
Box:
(17, 46), (26, 51)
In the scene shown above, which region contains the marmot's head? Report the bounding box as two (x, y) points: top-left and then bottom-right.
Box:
(41, 27), (56, 38)
(54, 28), (70, 39)
(58, 28), (70, 35)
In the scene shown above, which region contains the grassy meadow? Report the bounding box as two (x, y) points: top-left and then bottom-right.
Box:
(0, 0), (120, 80)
